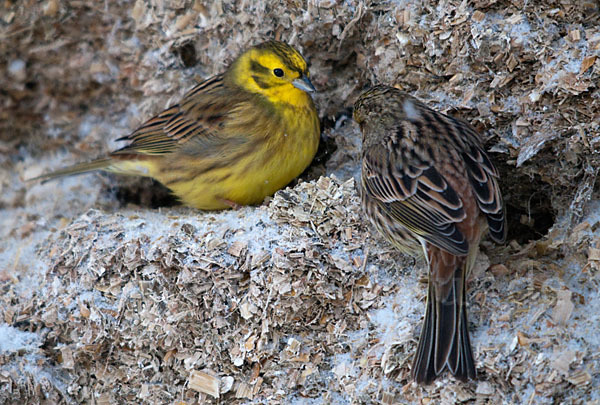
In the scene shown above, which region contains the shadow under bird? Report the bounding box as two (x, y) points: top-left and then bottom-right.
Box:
(354, 85), (506, 384)
(29, 40), (320, 210)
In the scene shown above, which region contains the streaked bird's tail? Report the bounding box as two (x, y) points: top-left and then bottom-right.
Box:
(412, 253), (475, 384)
(26, 158), (112, 183)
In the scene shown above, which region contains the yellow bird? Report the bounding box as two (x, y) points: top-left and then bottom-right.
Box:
(30, 40), (320, 210)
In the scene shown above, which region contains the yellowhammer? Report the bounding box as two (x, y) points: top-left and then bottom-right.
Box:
(30, 40), (320, 210)
(354, 85), (506, 384)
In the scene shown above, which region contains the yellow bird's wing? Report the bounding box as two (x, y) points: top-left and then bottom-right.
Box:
(112, 75), (245, 157)
(27, 75), (244, 183)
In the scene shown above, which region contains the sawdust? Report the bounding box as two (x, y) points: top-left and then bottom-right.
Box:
(1, 0), (599, 403)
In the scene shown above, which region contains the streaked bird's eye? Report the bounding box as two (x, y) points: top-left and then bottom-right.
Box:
(273, 68), (284, 77)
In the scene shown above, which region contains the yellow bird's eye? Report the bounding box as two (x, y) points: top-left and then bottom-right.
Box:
(273, 68), (284, 77)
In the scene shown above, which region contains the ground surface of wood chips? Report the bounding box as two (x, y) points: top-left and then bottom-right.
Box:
(1, 0), (599, 404)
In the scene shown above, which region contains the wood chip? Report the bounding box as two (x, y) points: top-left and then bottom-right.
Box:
(60, 347), (75, 369)
(228, 240), (247, 257)
(472, 10), (485, 22)
(551, 350), (576, 374)
(579, 56), (597, 75)
(235, 382), (253, 399)
(568, 29), (581, 42)
(475, 381), (495, 395)
(552, 289), (575, 325)
(43, 0), (59, 17)
(490, 264), (510, 277)
(188, 370), (220, 398)
(589, 247), (600, 262)
(567, 369), (592, 386)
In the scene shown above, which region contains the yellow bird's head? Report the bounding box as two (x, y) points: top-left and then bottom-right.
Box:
(227, 40), (316, 106)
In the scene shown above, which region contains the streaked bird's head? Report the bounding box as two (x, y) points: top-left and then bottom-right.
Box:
(353, 85), (404, 125)
(228, 40), (316, 105)
(354, 85), (412, 144)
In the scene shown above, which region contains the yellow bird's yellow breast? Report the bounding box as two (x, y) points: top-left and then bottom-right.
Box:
(155, 95), (320, 210)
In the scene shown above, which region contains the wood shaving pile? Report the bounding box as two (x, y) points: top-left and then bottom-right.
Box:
(1, 0), (599, 403)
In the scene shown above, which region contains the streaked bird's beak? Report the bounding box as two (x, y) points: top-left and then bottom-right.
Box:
(292, 75), (316, 93)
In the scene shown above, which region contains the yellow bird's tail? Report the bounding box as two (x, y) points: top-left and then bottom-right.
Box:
(27, 158), (113, 183)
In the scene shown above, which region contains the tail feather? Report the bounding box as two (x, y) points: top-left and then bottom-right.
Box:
(412, 259), (476, 384)
(27, 159), (113, 183)
(412, 280), (438, 384)
(447, 280), (476, 381)
(434, 278), (458, 375)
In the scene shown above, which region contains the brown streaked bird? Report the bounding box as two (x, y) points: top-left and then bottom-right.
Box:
(28, 40), (320, 210)
(354, 85), (506, 384)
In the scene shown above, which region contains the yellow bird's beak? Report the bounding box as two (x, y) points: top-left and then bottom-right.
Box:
(292, 74), (316, 93)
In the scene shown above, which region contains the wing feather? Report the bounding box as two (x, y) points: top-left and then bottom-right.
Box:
(112, 75), (238, 156)
(362, 140), (468, 256)
(360, 89), (506, 253)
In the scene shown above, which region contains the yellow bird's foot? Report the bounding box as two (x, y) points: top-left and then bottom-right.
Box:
(219, 198), (242, 210)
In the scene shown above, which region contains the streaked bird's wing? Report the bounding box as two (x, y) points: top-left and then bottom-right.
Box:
(435, 112), (506, 244)
(362, 139), (468, 256)
(361, 94), (506, 254)
(457, 128), (506, 243)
